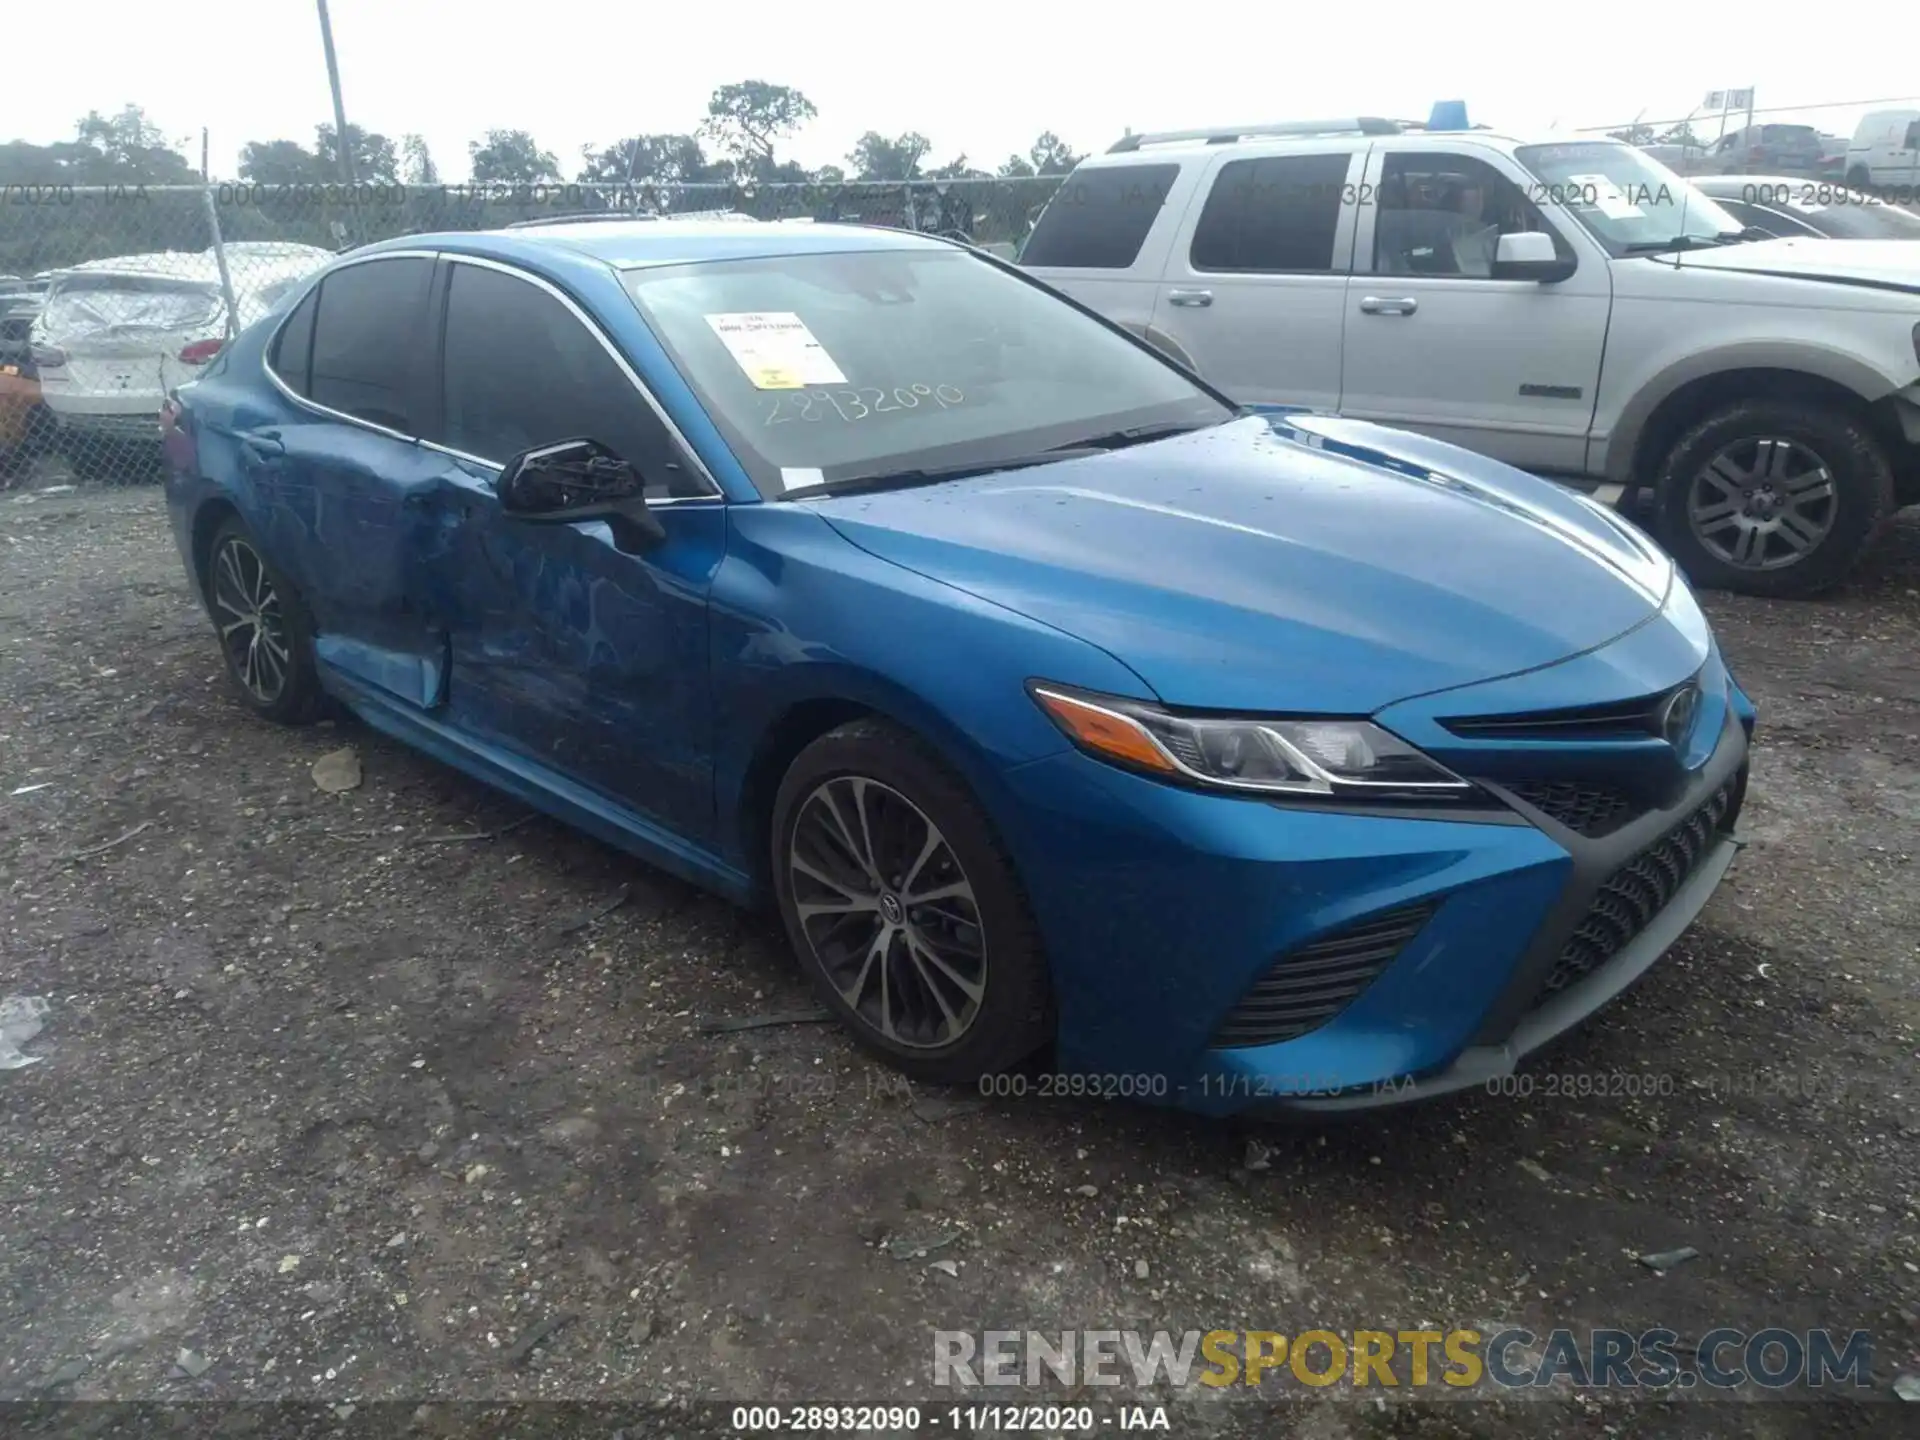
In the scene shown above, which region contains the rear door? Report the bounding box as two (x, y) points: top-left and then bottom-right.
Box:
(255, 252), (451, 707)
(1339, 147), (1610, 476)
(1147, 149), (1360, 409)
(1017, 160), (1189, 356)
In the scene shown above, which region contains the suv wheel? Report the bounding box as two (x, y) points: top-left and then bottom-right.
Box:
(1654, 398), (1894, 598)
(770, 719), (1053, 1085)
(1845, 164), (1871, 190)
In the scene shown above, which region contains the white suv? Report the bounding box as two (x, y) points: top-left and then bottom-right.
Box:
(1021, 119), (1920, 597)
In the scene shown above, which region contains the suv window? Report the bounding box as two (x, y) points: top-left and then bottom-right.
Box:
(307, 257), (432, 432)
(1020, 164), (1179, 269)
(438, 261), (702, 499)
(269, 286), (318, 395)
(1189, 154), (1350, 273)
(1373, 154), (1568, 279)
(1906, 121), (1920, 149)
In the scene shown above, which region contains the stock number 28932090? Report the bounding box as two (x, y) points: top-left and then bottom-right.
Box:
(763, 384), (965, 425)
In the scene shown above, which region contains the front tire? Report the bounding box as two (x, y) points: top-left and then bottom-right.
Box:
(1653, 399), (1894, 599)
(770, 719), (1053, 1085)
(205, 516), (326, 724)
(1845, 164), (1871, 191)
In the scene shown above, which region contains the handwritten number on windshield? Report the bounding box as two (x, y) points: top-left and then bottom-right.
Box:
(764, 384), (966, 425)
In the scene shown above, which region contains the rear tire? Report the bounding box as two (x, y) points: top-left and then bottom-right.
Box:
(1653, 398), (1894, 599)
(770, 719), (1053, 1085)
(205, 516), (327, 725)
(1845, 164), (1871, 191)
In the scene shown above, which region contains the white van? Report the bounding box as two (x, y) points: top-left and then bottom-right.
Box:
(1845, 110), (1920, 192)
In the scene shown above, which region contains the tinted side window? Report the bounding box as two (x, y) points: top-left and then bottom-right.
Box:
(1021, 164), (1180, 269)
(308, 257), (432, 432)
(1905, 121), (1920, 149)
(268, 286), (317, 396)
(438, 262), (701, 499)
(1190, 154), (1350, 273)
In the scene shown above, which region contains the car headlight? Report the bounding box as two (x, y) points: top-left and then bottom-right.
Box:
(1029, 684), (1474, 800)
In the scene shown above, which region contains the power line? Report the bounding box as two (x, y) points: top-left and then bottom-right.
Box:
(1575, 94), (1920, 134)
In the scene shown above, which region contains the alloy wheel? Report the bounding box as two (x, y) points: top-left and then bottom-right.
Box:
(787, 775), (986, 1049)
(210, 536), (292, 704)
(1686, 436), (1838, 571)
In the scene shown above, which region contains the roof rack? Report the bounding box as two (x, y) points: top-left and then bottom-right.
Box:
(1107, 118), (1407, 152)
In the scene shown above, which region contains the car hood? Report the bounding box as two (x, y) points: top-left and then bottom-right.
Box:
(1665, 236), (1920, 293)
(815, 414), (1675, 714)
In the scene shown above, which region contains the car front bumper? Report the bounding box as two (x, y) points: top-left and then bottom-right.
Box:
(994, 651), (1753, 1117)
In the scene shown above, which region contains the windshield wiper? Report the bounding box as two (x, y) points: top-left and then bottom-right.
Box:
(780, 451), (1072, 499)
(1623, 229), (1756, 255)
(1045, 421), (1213, 453)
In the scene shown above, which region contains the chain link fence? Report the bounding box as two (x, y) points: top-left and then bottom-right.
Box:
(0, 176), (1066, 489)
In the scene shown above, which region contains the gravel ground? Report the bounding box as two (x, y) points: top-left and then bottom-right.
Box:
(2, 476), (1918, 1438)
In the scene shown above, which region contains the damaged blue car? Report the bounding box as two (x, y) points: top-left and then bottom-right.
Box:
(161, 219), (1753, 1113)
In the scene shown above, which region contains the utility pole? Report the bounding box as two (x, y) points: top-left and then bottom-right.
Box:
(316, 0), (357, 185)
(200, 127), (209, 182)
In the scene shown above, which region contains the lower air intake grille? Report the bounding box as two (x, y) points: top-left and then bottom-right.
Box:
(1214, 904), (1436, 1048)
(1541, 770), (1744, 998)
(1506, 779), (1640, 838)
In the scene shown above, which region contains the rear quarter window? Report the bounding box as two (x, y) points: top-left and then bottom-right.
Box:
(1021, 163), (1180, 269)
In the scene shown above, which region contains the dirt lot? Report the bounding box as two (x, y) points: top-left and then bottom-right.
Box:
(2, 476), (1919, 1438)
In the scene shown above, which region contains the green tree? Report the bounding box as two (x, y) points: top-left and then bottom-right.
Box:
(998, 131), (1081, 179)
(71, 105), (197, 182)
(576, 133), (726, 187)
(468, 128), (561, 185)
(239, 138), (328, 186)
(926, 155), (990, 181)
(401, 133), (439, 185)
(701, 81), (817, 179)
(316, 123), (399, 183)
(848, 131), (931, 182)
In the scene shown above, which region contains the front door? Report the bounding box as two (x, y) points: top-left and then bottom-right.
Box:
(1339, 149), (1611, 477)
(409, 257), (726, 839)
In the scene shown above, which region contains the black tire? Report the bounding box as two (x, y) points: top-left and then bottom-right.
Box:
(770, 718), (1053, 1085)
(205, 515), (327, 725)
(1653, 398), (1894, 599)
(1845, 165), (1871, 191)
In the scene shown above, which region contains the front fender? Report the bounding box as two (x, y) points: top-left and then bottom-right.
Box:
(1599, 341), (1906, 485)
(707, 502), (1153, 879)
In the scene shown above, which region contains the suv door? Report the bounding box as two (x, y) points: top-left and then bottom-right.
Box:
(1147, 150), (1360, 409)
(409, 256), (726, 839)
(255, 252), (452, 706)
(1338, 149), (1610, 477)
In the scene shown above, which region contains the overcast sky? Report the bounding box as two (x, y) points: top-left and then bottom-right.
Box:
(12, 1), (1918, 180)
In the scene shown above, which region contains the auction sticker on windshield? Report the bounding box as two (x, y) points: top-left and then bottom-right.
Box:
(705, 312), (848, 390)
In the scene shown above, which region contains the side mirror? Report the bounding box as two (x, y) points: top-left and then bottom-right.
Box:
(496, 438), (666, 551)
(1491, 230), (1576, 283)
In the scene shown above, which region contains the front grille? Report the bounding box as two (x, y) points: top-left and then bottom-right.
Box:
(1505, 778), (1640, 838)
(1540, 770), (1744, 998)
(1442, 688), (1679, 742)
(1214, 903), (1435, 1048)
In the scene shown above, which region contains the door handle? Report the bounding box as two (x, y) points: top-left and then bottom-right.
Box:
(1166, 289), (1213, 308)
(1359, 296), (1418, 316)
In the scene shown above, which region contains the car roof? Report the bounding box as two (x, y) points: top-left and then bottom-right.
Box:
(376, 218), (955, 270)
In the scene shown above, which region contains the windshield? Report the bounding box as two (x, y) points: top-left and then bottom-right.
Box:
(621, 247), (1232, 498)
(1514, 141), (1743, 255)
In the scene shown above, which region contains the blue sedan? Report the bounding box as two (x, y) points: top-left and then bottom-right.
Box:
(160, 219), (1754, 1113)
